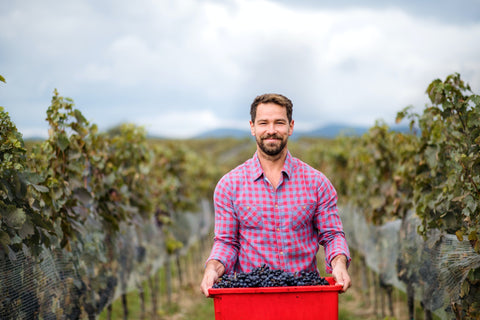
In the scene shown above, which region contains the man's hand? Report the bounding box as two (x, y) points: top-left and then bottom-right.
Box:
(331, 254), (351, 292)
(200, 260), (226, 297)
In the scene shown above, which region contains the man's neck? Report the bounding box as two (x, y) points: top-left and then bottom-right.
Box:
(257, 148), (288, 174)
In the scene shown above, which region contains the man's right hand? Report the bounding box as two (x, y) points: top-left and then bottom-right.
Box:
(200, 260), (225, 297)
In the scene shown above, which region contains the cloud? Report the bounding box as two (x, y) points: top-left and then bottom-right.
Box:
(1, 0), (479, 138)
(269, 0), (480, 25)
(135, 109), (248, 138)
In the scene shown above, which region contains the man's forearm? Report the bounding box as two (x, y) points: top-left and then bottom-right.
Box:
(205, 259), (226, 277)
(331, 254), (348, 269)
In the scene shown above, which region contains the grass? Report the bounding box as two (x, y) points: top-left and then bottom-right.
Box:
(183, 297), (215, 319)
(98, 261), (185, 319)
(338, 288), (370, 320)
(98, 246), (434, 320)
(99, 272), (369, 320)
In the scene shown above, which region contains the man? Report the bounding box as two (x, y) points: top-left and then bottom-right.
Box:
(200, 93), (351, 296)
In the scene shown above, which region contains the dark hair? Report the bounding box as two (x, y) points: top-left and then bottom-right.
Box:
(250, 93), (293, 123)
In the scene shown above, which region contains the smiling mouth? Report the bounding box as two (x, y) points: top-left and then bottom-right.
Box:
(262, 135), (281, 141)
(263, 139), (280, 145)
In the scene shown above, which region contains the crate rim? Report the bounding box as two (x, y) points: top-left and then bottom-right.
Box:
(208, 277), (342, 296)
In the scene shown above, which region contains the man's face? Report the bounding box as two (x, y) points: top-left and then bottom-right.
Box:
(250, 102), (294, 157)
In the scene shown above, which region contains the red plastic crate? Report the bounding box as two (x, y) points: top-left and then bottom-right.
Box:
(208, 277), (342, 320)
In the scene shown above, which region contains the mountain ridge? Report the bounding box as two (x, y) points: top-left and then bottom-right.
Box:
(194, 123), (410, 139)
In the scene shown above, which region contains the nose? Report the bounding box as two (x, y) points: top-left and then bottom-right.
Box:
(266, 123), (277, 134)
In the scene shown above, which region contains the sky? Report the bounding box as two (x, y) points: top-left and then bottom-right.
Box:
(1, 0), (480, 139)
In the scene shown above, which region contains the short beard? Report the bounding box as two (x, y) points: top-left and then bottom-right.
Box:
(256, 134), (288, 156)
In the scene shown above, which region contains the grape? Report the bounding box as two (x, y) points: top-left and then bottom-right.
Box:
(212, 264), (330, 288)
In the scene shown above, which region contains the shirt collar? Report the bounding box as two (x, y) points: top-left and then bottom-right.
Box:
(251, 151), (293, 181)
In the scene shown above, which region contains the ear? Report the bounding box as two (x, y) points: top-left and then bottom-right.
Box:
(289, 119), (294, 136)
(249, 120), (255, 136)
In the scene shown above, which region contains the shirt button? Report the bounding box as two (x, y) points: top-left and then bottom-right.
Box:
(280, 251), (284, 255)
(275, 205), (278, 208)
(276, 228), (280, 231)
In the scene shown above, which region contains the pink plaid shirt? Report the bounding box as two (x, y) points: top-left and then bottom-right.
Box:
(207, 151), (350, 275)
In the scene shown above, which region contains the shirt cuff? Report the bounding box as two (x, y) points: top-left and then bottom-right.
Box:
(325, 252), (351, 273)
(207, 242), (238, 274)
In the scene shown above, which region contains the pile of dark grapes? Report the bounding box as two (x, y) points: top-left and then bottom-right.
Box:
(212, 264), (330, 288)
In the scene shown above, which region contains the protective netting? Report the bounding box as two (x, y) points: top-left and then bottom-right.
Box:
(340, 203), (480, 319)
(2, 199), (479, 319)
(0, 199), (212, 319)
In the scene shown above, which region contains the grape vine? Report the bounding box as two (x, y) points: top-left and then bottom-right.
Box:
(1, 72), (479, 318)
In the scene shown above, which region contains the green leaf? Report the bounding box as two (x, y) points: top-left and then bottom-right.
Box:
(56, 132), (70, 151)
(0, 74), (5, 83)
(13, 173), (27, 199)
(0, 178), (15, 201)
(32, 184), (49, 193)
(22, 243), (31, 258)
(469, 94), (480, 106)
(465, 195), (477, 214)
(73, 187), (92, 204)
(5, 208), (26, 229)
(73, 278), (84, 289)
(73, 109), (87, 125)
(395, 108), (408, 124)
(456, 230), (464, 241)
(11, 234), (22, 244)
(67, 161), (84, 175)
(19, 220), (35, 238)
(460, 280), (470, 298)
(7, 245), (17, 261)
(20, 171), (45, 185)
(468, 231), (478, 241)
(0, 230), (11, 247)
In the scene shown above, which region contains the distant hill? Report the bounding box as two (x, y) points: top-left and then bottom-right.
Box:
(295, 124), (368, 139)
(194, 123), (411, 139)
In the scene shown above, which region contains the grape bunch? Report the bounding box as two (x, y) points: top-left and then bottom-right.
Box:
(212, 264), (330, 288)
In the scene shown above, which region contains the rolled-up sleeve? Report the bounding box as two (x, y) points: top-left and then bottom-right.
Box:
(206, 176), (240, 274)
(315, 178), (351, 273)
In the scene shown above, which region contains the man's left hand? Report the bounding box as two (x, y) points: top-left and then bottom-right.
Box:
(331, 255), (351, 292)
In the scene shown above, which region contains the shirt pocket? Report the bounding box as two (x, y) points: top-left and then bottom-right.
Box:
(289, 202), (315, 231)
(237, 204), (263, 229)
